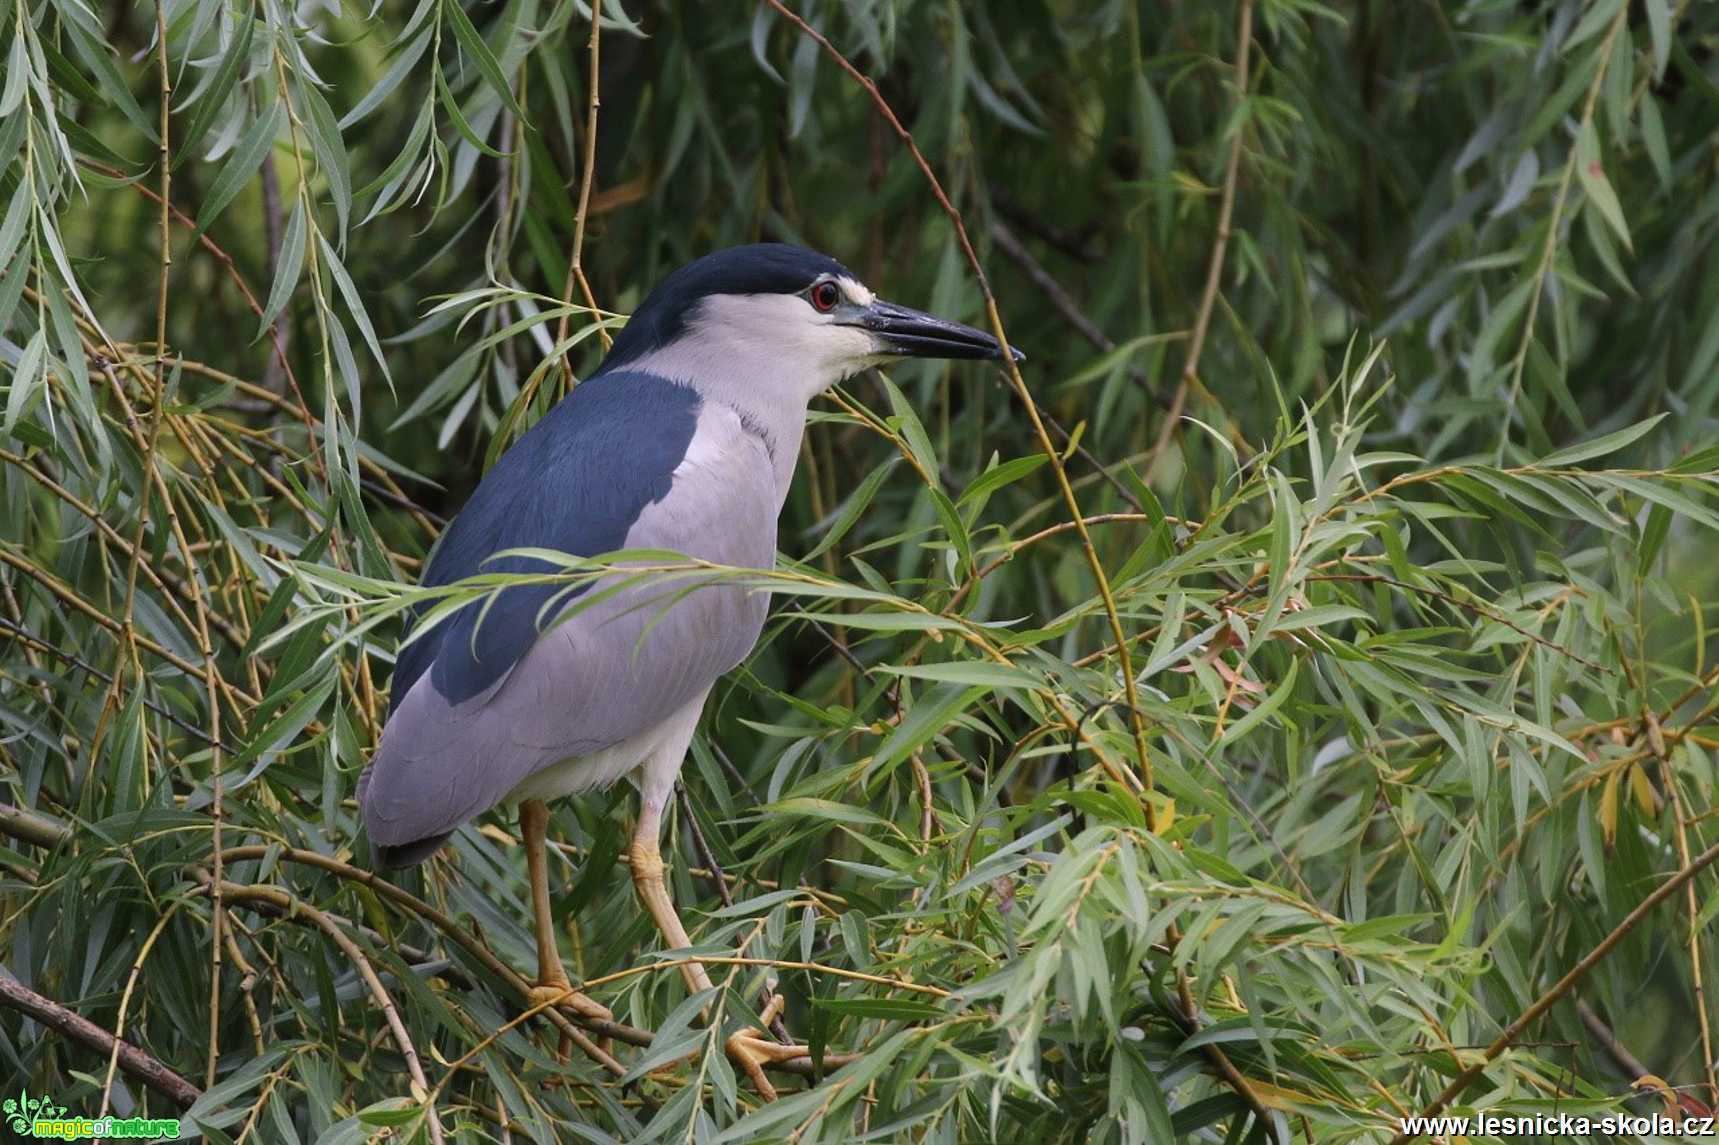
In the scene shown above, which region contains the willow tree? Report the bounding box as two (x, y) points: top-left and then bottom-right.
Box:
(2, 1), (1717, 1142)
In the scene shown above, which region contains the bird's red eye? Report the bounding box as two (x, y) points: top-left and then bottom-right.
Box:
(810, 281), (840, 312)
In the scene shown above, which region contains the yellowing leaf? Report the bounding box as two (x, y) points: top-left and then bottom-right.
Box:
(1598, 766), (1622, 848)
(1628, 763), (1662, 816)
(1240, 1078), (1320, 1111)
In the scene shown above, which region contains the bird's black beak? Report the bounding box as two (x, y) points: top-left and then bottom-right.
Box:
(856, 299), (1025, 363)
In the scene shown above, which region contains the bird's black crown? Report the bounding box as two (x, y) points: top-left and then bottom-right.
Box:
(600, 243), (854, 371)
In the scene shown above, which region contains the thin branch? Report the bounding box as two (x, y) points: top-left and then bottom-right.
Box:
(677, 786), (734, 909)
(258, 152), (291, 395)
(210, 844), (842, 1080)
(1146, 0), (1254, 476)
(989, 219), (1171, 408)
(1651, 719), (1717, 1102)
(676, 786), (795, 1044)
(133, 38), (227, 1081)
(164, 354), (440, 534)
(554, 0), (610, 379)
(215, 880), (445, 1143)
(1575, 999), (1651, 1081)
(579, 954), (946, 998)
(0, 800), (72, 848)
(989, 188), (1101, 263)
(910, 752), (939, 845)
(99, 906), (182, 1117)
(1307, 573), (1605, 670)
(151, 0), (171, 414)
(981, 220), (1168, 510)
(1494, 4), (1631, 459)
(0, 446), (248, 649)
(1167, 992), (1283, 1142)
(0, 974), (201, 1108)
(1389, 839), (1719, 1143)
(76, 161), (435, 539)
(0, 618), (239, 753)
(763, 0), (1154, 802)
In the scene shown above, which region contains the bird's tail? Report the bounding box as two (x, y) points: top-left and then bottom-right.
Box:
(371, 832), (453, 870)
(356, 758), (452, 869)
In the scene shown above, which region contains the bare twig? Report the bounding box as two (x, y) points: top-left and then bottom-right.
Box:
(151, 0), (171, 413)
(675, 787), (795, 1043)
(1167, 971), (1283, 1142)
(0, 975), (201, 1108)
(208, 845), (836, 1080)
(0, 543), (247, 704)
(1575, 999), (1652, 1081)
(1650, 718), (1717, 1101)
(990, 219), (1171, 409)
(580, 954), (944, 998)
(1035, 410), (1148, 513)
(980, 222), (1168, 511)
(1307, 573), (1604, 670)
(990, 189), (1101, 263)
(220, 924), (267, 1058)
(149, 21), (227, 1069)
(762, 11), (1277, 1137)
(76, 162), (436, 539)
(677, 786), (734, 909)
(163, 353), (439, 534)
(0, 446), (247, 650)
(99, 907), (182, 1117)
(910, 753), (938, 845)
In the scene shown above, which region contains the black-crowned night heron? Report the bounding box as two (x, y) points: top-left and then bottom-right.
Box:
(357, 243), (1016, 1093)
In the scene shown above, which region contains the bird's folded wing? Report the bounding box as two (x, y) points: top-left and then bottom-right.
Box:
(359, 377), (778, 853)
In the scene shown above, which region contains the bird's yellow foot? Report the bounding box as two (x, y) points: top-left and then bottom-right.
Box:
(725, 1027), (817, 1102)
(724, 994), (827, 1101)
(527, 980), (612, 1023)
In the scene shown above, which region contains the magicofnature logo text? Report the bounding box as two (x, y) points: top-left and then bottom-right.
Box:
(3, 1091), (181, 1140)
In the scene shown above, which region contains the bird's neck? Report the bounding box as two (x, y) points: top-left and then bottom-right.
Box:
(706, 388), (807, 510)
(618, 342), (816, 508)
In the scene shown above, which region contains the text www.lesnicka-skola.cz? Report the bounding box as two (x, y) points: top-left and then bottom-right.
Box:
(1398, 1112), (1716, 1138)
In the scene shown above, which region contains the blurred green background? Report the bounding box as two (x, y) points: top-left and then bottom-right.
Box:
(3, 0), (1719, 1141)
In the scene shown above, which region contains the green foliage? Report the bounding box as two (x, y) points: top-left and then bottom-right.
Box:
(3, 0), (1719, 1142)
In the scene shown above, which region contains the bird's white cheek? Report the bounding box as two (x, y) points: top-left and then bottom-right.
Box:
(771, 321), (876, 397)
(816, 326), (887, 387)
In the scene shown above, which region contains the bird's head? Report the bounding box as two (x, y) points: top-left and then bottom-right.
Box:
(598, 243), (1021, 402)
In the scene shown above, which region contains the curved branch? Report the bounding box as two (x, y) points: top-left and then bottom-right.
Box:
(214, 881), (444, 1144)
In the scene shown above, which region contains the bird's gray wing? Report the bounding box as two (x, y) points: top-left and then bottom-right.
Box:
(360, 398), (778, 863)
(389, 370), (704, 713)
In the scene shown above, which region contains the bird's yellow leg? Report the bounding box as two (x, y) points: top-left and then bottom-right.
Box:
(629, 810), (813, 1102)
(521, 799), (612, 1024)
